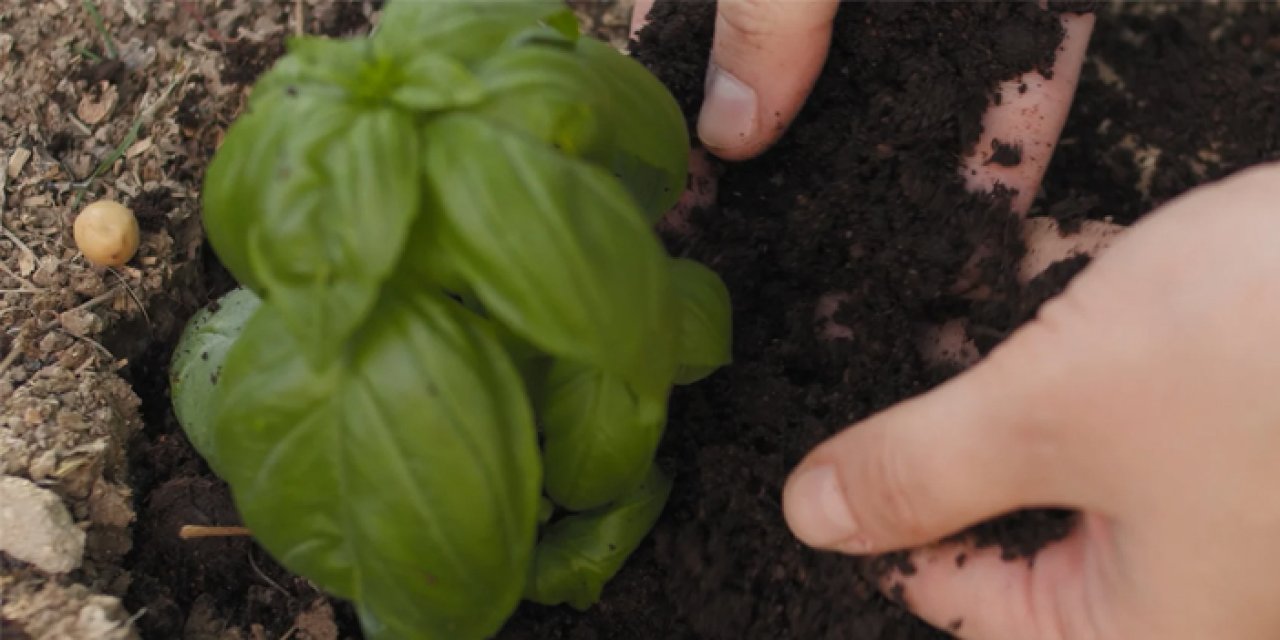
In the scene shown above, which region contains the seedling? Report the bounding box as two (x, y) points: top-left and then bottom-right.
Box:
(169, 2), (732, 638)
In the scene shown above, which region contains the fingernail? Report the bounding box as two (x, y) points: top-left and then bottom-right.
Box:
(785, 465), (867, 551)
(698, 62), (758, 151)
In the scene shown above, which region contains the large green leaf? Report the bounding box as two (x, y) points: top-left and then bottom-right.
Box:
(249, 35), (485, 113)
(210, 287), (541, 638)
(471, 38), (689, 223)
(168, 287), (261, 462)
(470, 46), (602, 163)
(373, 0), (577, 68)
(536, 358), (669, 511)
(669, 258), (733, 384)
(526, 465), (673, 610)
(573, 37), (689, 221)
(204, 98), (421, 365)
(419, 113), (676, 393)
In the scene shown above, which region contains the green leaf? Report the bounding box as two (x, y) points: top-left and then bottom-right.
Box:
(249, 35), (484, 113)
(373, 0), (577, 67)
(472, 38), (689, 223)
(389, 51), (485, 112)
(211, 287), (541, 638)
(526, 465), (673, 610)
(263, 36), (372, 97)
(204, 98), (421, 365)
(168, 287), (261, 465)
(669, 258), (733, 384)
(201, 90), (296, 293)
(538, 497), (556, 526)
(471, 45), (602, 159)
(419, 113), (676, 393)
(572, 37), (689, 222)
(537, 358), (669, 511)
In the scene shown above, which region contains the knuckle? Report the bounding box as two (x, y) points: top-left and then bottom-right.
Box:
(717, 0), (833, 41)
(717, 0), (786, 40)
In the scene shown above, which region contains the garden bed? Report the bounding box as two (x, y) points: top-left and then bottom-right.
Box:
(2, 1), (1278, 638)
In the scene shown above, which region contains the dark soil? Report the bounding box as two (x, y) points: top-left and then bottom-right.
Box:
(220, 39), (286, 87)
(1033, 2), (1280, 230)
(117, 2), (1280, 639)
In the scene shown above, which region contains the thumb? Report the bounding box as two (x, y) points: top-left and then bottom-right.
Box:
(698, 0), (838, 160)
(782, 318), (1085, 554)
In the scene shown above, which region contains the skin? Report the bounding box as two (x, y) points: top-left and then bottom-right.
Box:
(634, 2), (1280, 638)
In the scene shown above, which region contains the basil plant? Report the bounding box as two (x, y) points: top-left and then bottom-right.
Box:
(168, 1), (732, 638)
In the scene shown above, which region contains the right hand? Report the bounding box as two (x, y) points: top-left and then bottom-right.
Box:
(783, 162), (1280, 640)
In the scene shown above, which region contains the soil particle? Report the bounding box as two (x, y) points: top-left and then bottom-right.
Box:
(131, 188), (175, 233)
(0, 578), (138, 640)
(315, 1), (376, 38)
(221, 39), (285, 87)
(74, 59), (127, 89)
(987, 138), (1024, 167)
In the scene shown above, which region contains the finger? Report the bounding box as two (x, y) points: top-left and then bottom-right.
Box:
(698, 0), (838, 160)
(629, 0), (656, 39)
(657, 149), (720, 236)
(783, 317), (1088, 554)
(887, 521), (1101, 640)
(1020, 217), (1123, 283)
(963, 12), (1095, 215)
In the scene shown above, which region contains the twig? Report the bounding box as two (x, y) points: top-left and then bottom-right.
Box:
(125, 607), (149, 626)
(178, 524), (253, 539)
(108, 267), (151, 329)
(0, 261), (37, 291)
(0, 154), (7, 211)
(2, 223), (37, 266)
(249, 548), (293, 601)
(67, 286), (123, 315)
(0, 328), (29, 373)
(58, 328), (115, 362)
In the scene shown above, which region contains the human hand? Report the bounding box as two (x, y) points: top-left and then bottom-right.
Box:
(630, 0), (839, 160)
(783, 161), (1280, 639)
